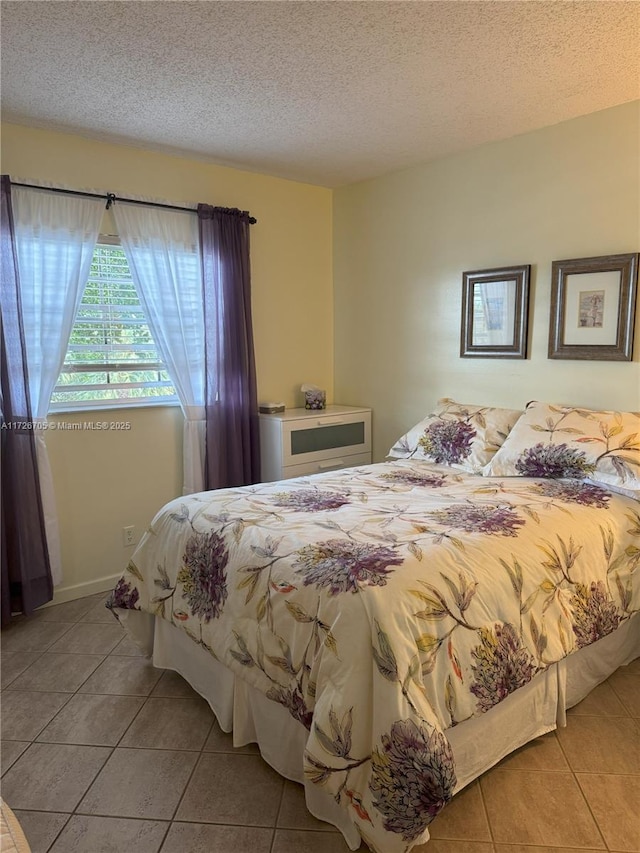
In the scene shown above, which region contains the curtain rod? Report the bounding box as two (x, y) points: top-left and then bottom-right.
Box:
(9, 180), (257, 224)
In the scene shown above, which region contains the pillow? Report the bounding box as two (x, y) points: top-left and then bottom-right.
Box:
(483, 401), (640, 493)
(387, 398), (523, 474)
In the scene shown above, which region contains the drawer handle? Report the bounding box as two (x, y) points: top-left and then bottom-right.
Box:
(318, 460), (344, 471)
(317, 419), (344, 426)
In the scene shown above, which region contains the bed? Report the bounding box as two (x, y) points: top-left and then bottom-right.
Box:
(108, 400), (640, 853)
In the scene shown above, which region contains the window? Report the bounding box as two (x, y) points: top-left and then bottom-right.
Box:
(50, 241), (178, 410)
(471, 289), (491, 346)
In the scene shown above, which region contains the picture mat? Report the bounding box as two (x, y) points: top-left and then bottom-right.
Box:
(562, 270), (620, 346)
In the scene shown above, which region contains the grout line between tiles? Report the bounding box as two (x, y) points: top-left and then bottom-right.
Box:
(554, 727), (610, 852)
(41, 621), (79, 650)
(587, 801), (614, 853)
(43, 812), (72, 853)
(17, 690), (76, 744)
(1, 649), (48, 690)
(566, 768), (640, 776)
(3, 657), (110, 696)
(567, 709), (632, 718)
(114, 691), (216, 750)
(269, 772), (287, 853)
(114, 691), (161, 748)
(0, 619), (78, 657)
(476, 776), (496, 849)
(156, 816), (173, 853)
(66, 744), (117, 826)
(606, 675), (637, 718)
(155, 816), (282, 829)
(166, 741), (210, 825)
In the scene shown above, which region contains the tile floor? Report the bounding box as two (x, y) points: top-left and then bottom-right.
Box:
(1, 593), (638, 853)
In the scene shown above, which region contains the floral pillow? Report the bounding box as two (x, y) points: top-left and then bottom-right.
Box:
(483, 401), (640, 493)
(387, 398), (523, 474)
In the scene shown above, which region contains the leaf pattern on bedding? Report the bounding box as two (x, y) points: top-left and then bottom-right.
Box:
(107, 459), (640, 853)
(267, 684), (314, 729)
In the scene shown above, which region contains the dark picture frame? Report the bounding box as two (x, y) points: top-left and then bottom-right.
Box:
(460, 265), (530, 358)
(548, 253), (638, 361)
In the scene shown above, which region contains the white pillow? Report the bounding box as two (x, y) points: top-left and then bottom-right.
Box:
(484, 401), (640, 494)
(387, 398), (523, 474)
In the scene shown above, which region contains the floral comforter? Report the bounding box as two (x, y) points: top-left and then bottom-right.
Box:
(109, 460), (640, 853)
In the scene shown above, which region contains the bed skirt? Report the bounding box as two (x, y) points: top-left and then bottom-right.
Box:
(117, 608), (639, 851)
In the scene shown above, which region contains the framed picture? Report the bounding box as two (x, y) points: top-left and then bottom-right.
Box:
(548, 253), (639, 361)
(460, 265), (530, 358)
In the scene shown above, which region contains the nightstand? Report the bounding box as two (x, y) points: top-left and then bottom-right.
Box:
(258, 405), (372, 482)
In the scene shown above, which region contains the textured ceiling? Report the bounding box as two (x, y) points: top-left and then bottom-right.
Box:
(2, 1), (639, 187)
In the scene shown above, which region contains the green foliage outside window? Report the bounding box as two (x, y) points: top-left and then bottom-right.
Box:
(51, 244), (177, 408)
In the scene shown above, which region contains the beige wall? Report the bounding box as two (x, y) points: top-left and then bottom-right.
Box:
(43, 406), (184, 599)
(333, 102), (640, 462)
(2, 123), (333, 601)
(4, 104), (639, 601)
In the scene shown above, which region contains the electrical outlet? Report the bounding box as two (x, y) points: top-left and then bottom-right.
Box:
(122, 525), (136, 547)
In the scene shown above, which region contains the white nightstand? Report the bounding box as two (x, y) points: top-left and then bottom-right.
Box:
(258, 405), (372, 482)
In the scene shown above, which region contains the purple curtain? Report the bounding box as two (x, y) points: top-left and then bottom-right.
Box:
(1, 175), (53, 625)
(198, 205), (260, 489)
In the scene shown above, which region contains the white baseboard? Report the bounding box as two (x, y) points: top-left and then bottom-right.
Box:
(44, 573), (121, 607)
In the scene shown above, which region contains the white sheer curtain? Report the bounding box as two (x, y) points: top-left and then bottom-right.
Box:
(113, 203), (205, 494)
(12, 186), (104, 585)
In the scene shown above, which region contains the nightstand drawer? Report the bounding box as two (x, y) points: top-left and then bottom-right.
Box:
(282, 411), (370, 467)
(259, 405), (372, 483)
(281, 452), (372, 480)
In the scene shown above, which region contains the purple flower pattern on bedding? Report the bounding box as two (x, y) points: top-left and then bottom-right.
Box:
(418, 419), (476, 465)
(369, 720), (456, 840)
(571, 581), (621, 648)
(108, 460), (640, 853)
(294, 540), (404, 595)
(429, 503), (525, 536)
(379, 470), (448, 488)
(470, 623), (538, 712)
(176, 531), (229, 622)
(514, 442), (596, 479)
(272, 489), (350, 511)
(107, 576), (139, 611)
(529, 480), (611, 507)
